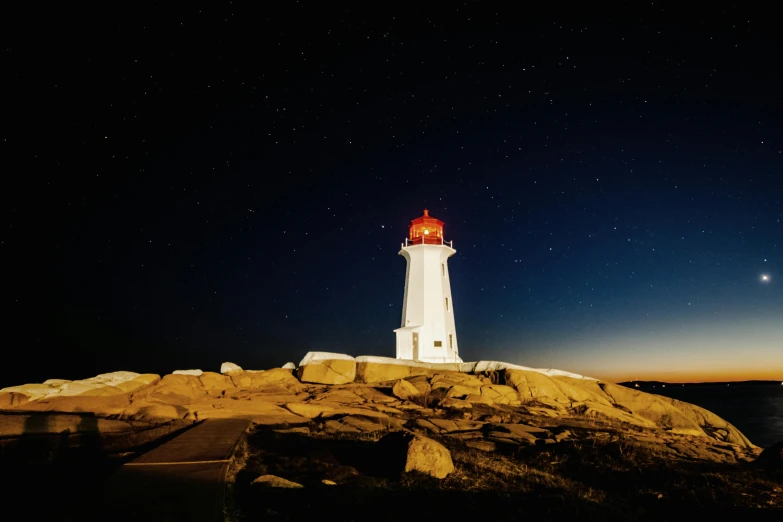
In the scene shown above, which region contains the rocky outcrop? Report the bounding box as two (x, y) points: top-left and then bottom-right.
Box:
(0, 371), (160, 404)
(297, 352), (356, 385)
(0, 354), (757, 457)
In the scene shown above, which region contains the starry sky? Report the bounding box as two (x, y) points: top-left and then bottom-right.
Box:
(3, 4), (782, 387)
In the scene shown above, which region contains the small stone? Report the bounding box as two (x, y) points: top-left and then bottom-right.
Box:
(321, 479), (337, 485)
(251, 474), (304, 489)
(465, 440), (497, 452)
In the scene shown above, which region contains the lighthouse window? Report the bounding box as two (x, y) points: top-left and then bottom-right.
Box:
(449, 334), (453, 349)
(445, 297), (449, 311)
(441, 263), (445, 277)
(434, 341), (442, 347)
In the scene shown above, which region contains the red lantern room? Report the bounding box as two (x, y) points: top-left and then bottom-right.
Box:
(407, 209), (446, 246)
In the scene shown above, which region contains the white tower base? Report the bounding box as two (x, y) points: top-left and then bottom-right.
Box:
(395, 241), (462, 363)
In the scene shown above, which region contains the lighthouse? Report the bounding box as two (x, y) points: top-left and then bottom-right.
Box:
(394, 209), (462, 363)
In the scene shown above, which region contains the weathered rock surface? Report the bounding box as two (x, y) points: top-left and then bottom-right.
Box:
(122, 402), (185, 423)
(0, 354), (757, 466)
(0, 392), (30, 408)
(297, 352), (356, 385)
(503, 369), (754, 448)
(231, 368), (306, 393)
(116, 373), (161, 393)
(355, 356), (434, 383)
(445, 384), (482, 399)
(282, 362), (296, 370)
(480, 384), (519, 404)
(284, 402), (335, 418)
(438, 397), (473, 409)
(198, 372), (236, 395)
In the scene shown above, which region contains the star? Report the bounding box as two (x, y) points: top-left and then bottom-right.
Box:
(760, 274), (771, 283)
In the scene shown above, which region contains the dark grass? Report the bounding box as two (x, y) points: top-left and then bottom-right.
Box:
(230, 425), (783, 522)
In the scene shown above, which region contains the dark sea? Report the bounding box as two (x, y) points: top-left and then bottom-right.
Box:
(635, 384), (783, 448)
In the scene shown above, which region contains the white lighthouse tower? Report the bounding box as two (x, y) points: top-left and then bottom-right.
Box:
(394, 209), (462, 363)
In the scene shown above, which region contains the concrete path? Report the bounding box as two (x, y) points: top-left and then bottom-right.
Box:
(103, 418), (250, 522)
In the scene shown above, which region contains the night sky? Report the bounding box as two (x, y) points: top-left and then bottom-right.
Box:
(4, 4), (782, 387)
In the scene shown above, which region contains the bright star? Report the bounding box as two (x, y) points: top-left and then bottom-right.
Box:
(760, 274), (770, 282)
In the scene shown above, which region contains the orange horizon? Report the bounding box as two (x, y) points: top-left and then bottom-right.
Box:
(598, 370), (783, 384)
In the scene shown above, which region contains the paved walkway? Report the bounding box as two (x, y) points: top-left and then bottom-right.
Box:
(103, 418), (250, 522)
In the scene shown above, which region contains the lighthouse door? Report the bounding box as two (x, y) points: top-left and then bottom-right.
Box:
(412, 332), (419, 360)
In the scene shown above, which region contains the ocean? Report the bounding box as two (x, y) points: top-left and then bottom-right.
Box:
(635, 384), (783, 448)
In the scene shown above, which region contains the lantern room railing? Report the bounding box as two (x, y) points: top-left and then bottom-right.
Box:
(403, 237), (453, 248)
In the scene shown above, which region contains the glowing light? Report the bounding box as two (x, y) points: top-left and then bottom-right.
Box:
(761, 274), (771, 282)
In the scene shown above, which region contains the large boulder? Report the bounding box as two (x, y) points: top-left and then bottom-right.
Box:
(0, 371), (159, 406)
(355, 356), (433, 383)
(220, 362), (243, 375)
(198, 372), (236, 395)
(297, 352), (356, 385)
(172, 369), (203, 376)
(57, 380), (125, 397)
(377, 431), (454, 479)
(226, 368), (305, 393)
(133, 373), (208, 404)
(392, 379), (422, 401)
(505, 369), (606, 406)
(250, 368), (306, 391)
